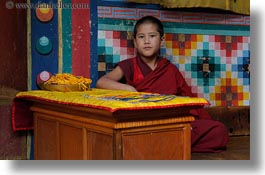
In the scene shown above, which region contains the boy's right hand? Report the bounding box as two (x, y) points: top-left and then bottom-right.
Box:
(125, 85), (138, 92)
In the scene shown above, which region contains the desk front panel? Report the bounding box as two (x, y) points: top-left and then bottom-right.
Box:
(32, 102), (193, 160)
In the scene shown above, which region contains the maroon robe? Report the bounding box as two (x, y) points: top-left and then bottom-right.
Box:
(118, 56), (229, 153)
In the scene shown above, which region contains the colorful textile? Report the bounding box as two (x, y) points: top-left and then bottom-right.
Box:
(15, 88), (208, 111)
(97, 9), (250, 107)
(12, 88), (208, 131)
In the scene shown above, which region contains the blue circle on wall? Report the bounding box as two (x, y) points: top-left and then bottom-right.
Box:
(36, 36), (53, 55)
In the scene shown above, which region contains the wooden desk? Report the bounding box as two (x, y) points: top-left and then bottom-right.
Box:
(30, 100), (195, 160)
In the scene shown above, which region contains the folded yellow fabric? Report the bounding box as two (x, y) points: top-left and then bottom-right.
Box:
(15, 88), (209, 112)
(127, 0), (250, 15)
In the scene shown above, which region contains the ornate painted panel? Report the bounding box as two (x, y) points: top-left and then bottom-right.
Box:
(97, 6), (250, 106)
(29, 0), (250, 106)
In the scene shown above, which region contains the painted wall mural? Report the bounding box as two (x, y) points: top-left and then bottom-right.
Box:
(30, 0), (91, 90)
(96, 5), (250, 106)
(30, 0), (250, 107)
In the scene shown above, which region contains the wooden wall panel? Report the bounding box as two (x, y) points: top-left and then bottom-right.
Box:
(0, 0), (27, 90)
(0, 0), (28, 159)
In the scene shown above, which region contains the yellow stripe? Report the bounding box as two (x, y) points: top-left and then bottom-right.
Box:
(26, 1), (33, 159)
(16, 89), (209, 111)
(226, 0), (230, 11)
(58, 0), (63, 73)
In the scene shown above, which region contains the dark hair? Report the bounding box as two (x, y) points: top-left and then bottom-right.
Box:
(133, 16), (164, 39)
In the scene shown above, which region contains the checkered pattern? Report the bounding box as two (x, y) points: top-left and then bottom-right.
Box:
(97, 25), (250, 107)
(98, 30), (135, 77)
(166, 34), (250, 106)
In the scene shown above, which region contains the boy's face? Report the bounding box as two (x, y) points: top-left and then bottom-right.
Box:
(134, 22), (164, 59)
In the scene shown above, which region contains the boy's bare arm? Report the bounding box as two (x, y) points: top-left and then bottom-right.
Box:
(96, 66), (137, 92)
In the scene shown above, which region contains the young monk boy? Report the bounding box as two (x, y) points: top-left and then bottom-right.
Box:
(96, 15), (229, 153)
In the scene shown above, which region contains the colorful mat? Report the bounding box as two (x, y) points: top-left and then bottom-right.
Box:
(12, 88), (209, 131)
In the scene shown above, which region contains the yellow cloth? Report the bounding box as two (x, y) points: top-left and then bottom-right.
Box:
(127, 0), (250, 15)
(15, 88), (209, 112)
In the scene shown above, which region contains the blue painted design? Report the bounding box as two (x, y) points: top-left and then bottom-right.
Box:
(204, 86), (210, 93)
(83, 93), (176, 104)
(243, 77), (250, 85)
(31, 0), (58, 90)
(98, 38), (105, 46)
(90, 0), (99, 88)
(113, 55), (121, 63)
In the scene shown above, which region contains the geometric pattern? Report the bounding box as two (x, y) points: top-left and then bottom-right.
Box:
(98, 30), (135, 77)
(97, 7), (250, 107)
(168, 34), (250, 106)
(98, 31), (250, 106)
(209, 75), (250, 106)
(98, 6), (250, 26)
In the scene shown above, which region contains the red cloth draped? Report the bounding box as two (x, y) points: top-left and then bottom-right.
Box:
(118, 56), (212, 120)
(130, 57), (187, 95)
(12, 98), (34, 131)
(118, 56), (229, 152)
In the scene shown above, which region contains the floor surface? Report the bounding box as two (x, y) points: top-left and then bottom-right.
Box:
(191, 136), (250, 160)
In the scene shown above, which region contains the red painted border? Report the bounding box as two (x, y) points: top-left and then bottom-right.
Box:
(72, 0), (90, 78)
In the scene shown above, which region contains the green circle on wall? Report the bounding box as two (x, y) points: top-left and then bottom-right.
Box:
(36, 36), (52, 55)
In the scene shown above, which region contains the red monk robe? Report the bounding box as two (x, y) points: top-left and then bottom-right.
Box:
(118, 56), (229, 153)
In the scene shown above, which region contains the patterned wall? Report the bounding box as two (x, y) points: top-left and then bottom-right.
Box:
(97, 6), (250, 106)
(30, 0), (91, 90)
(29, 0), (250, 107)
